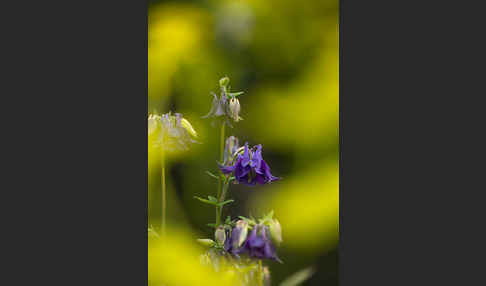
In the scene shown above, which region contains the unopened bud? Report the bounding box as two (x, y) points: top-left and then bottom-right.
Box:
(228, 97), (241, 122)
(234, 220), (249, 248)
(269, 219), (282, 246)
(215, 226), (226, 245)
(197, 238), (216, 247)
(180, 118), (198, 138)
(219, 76), (230, 88)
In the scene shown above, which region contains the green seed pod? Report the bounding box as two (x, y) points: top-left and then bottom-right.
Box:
(215, 226), (226, 245)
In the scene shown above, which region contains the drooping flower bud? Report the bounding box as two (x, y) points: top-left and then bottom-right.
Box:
(224, 136), (239, 165)
(180, 118), (198, 138)
(219, 76), (230, 88)
(197, 238), (216, 247)
(233, 220), (249, 249)
(202, 93), (226, 118)
(202, 77), (244, 125)
(215, 226), (227, 245)
(241, 224), (278, 261)
(268, 219), (282, 246)
(228, 97), (241, 122)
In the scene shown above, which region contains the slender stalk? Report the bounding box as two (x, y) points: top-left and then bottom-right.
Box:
(218, 181), (229, 220)
(161, 149), (166, 236)
(258, 260), (263, 286)
(220, 122), (226, 163)
(216, 122), (226, 226)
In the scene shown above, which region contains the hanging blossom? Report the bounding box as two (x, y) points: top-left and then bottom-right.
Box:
(224, 222), (282, 263)
(223, 136), (240, 166)
(148, 112), (198, 151)
(219, 142), (280, 185)
(202, 76), (244, 126)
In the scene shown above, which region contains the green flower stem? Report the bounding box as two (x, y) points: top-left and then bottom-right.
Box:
(258, 260), (263, 286)
(216, 122), (226, 226)
(218, 181), (230, 221)
(161, 149), (166, 236)
(215, 203), (221, 227)
(220, 121), (226, 163)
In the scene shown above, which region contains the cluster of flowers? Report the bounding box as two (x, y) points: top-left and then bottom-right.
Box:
(221, 217), (282, 262)
(148, 77), (283, 285)
(197, 77), (283, 269)
(148, 112), (198, 151)
(203, 77), (244, 127)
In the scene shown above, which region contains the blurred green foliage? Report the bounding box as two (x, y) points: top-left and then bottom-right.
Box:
(148, 0), (338, 285)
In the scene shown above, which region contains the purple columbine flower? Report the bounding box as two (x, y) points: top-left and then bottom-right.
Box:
(226, 224), (281, 262)
(223, 220), (248, 256)
(219, 143), (280, 186)
(245, 225), (278, 260)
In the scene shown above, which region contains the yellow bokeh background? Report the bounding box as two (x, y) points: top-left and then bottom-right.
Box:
(148, 0), (338, 284)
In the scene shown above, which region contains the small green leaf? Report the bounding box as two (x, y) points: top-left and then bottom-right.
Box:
(258, 210), (275, 225)
(194, 196), (218, 206)
(208, 196), (218, 202)
(238, 216), (257, 226)
(229, 91), (244, 97)
(207, 223), (217, 228)
(205, 171), (219, 180)
(217, 199), (235, 207)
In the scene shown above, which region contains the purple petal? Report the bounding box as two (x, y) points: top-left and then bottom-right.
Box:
(241, 143), (250, 167)
(223, 230), (231, 251)
(219, 163), (236, 174)
(248, 227), (265, 248)
(214, 94), (227, 116)
(234, 163), (250, 180)
(238, 173), (257, 186)
(175, 113), (182, 127)
(255, 173), (267, 184)
(250, 145), (262, 170)
(261, 160), (280, 182)
(261, 226), (269, 240)
(263, 242), (276, 259)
